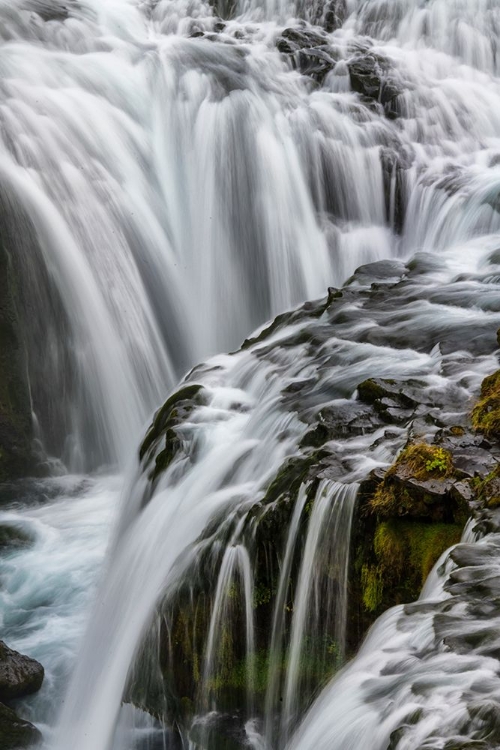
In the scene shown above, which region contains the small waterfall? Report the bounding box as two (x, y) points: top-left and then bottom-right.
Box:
(264, 483), (309, 746)
(280, 481), (356, 744)
(201, 544), (255, 717)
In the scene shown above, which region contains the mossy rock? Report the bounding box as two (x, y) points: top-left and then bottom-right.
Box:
(361, 520), (462, 613)
(369, 442), (466, 523)
(348, 439), (468, 643)
(471, 369), (500, 438)
(474, 466), (500, 508)
(139, 384), (206, 482)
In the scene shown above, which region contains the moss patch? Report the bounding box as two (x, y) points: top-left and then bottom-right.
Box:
(369, 443), (455, 519)
(362, 520), (462, 612)
(473, 465), (500, 508)
(387, 443), (453, 481)
(472, 370), (500, 437)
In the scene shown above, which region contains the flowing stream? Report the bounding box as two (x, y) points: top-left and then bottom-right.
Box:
(1, 0), (500, 749)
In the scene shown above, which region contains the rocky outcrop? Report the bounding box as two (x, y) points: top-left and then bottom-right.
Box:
(0, 642), (44, 701)
(0, 642), (44, 749)
(133, 258), (500, 739)
(275, 27), (337, 85)
(347, 42), (403, 119)
(0, 239), (36, 484)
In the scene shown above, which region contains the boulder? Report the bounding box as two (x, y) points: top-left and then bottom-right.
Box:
(275, 27), (337, 84)
(0, 702), (42, 750)
(347, 44), (403, 119)
(0, 642), (44, 701)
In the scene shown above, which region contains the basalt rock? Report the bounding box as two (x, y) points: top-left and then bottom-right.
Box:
(0, 642), (44, 701)
(0, 701), (42, 750)
(347, 43), (404, 119)
(0, 239), (36, 484)
(321, 0), (347, 32)
(275, 27), (338, 85)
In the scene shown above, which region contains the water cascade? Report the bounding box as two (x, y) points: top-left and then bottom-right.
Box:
(0, 0), (500, 749)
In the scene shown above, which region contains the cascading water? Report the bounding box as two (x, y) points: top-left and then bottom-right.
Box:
(1, 0), (500, 749)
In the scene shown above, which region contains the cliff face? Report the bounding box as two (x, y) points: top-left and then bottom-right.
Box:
(129, 258), (500, 742)
(0, 233), (35, 484)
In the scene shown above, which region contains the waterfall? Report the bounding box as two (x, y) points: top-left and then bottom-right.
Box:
(1, 0), (500, 748)
(280, 481), (356, 744)
(201, 544), (255, 716)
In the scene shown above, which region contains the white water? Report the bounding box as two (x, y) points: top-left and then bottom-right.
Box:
(1, 0), (500, 748)
(280, 481), (356, 743)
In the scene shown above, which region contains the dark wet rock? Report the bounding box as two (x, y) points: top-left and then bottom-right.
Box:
(140, 384), (207, 484)
(347, 44), (403, 119)
(25, 0), (71, 22)
(0, 642), (44, 701)
(275, 27), (338, 84)
(300, 400), (384, 446)
(190, 712), (247, 750)
(0, 701), (42, 750)
(381, 146), (414, 233)
(276, 27), (327, 55)
(296, 46), (338, 83)
(0, 523), (34, 551)
(0, 237), (36, 484)
(321, 0), (347, 32)
(346, 259), (407, 286)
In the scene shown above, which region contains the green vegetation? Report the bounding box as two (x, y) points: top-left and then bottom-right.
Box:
(473, 465), (500, 508)
(369, 442), (454, 518)
(471, 369), (500, 437)
(361, 520), (462, 612)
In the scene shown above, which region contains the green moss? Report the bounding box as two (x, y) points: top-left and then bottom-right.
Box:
(472, 370), (500, 437)
(473, 465), (500, 508)
(369, 442), (454, 517)
(357, 378), (396, 404)
(361, 564), (383, 612)
(253, 582), (272, 608)
(388, 443), (453, 480)
(361, 520), (462, 613)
